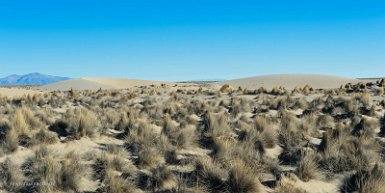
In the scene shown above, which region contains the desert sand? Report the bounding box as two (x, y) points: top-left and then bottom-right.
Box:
(37, 78), (173, 91)
(0, 87), (39, 97)
(216, 74), (361, 90)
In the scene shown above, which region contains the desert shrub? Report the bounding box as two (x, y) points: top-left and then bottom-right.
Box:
(177, 125), (198, 148)
(229, 97), (252, 116)
(376, 87), (384, 95)
(379, 113), (385, 137)
(291, 97), (309, 110)
(296, 152), (319, 182)
(20, 107), (43, 130)
(136, 147), (164, 169)
(351, 117), (378, 140)
(93, 154), (109, 182)
(195, 157), (228, 192)
(299, 113), (319, 137)
(277, 114), (304, 165)
(125, 120), (171, 156)
(0, 120), (10, 141)
(29, 152), (61, 192)
(219, 84), (233, 93)
(302, 85), (313, 95)
(260, 126), (277, 149)
(11, 110), (30, 135)
(66, 108), (101, 139)
(359, 90), (371, 106)
(0, 159), (24, 192)
(226, 160), (260, 193)
(242, 117), (277, 155)
(318, 135), (376, 174)
(2, 127), (19, 153)
(139, 166), (177, 191)
(199, 111), (235, 149)
(101, 173), (138, 193)
(340, 164), (385, 193)
(0, 120), (19, 153)
(33, 129), (59, 145)
(253, 116), (268, 132)
(162, 115), (180, 144)
(20, 148), (88, 192)
(110, 156), (133, 172)
(316, 114), (335, 130)
(114, 111), (131, 132)
(58, 152), (88, 192)
(105, 144), (128, 157)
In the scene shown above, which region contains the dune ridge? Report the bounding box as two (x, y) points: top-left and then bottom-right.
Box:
(216, 74), (361, 89)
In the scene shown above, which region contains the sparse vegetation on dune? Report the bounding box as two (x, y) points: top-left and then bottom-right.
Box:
(0, 81), (384, 192)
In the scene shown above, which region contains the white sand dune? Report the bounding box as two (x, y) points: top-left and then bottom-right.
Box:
(38, 78), (172, 91)
(0, 88), (39, 98)
(216, 74), (360, 90)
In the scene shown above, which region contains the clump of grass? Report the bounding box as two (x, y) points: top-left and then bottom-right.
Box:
(137, 147), (164, 169)
(359, 90), (371, 106)
(296, 152), (320, 182)
(340, 164), (385, 193)
(351, 117), (378, 140)
(58, 152), (88, 192)
(92, 153), (109, 182)
(318, 133), (376, 175)
(277, 113), (304, 165)
(33, 129), (59, 145)
(0, 159), (24, 192)
(29, 150), (61, 192)
(66, 108), (101, 139)
(140, 166), (177, 191)
(379, 113), (385, 137)
(377, 87), (384, 96)
(0, 120), (19, 153)
(226, 160), (260, 193)
(219, 84), (233, 93)
(195, 157), (228, 192)
(11, 110), (30, 135)
(102, 172), (138, 193)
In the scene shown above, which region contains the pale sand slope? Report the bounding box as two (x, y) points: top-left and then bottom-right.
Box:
(216, 74), (361, 90)
(0, 88), (39, 97)
(38, 78), (172, 91)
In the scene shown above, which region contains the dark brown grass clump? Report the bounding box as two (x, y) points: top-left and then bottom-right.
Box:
(0, 120), (19, 153)
(340, 164), (385, 193)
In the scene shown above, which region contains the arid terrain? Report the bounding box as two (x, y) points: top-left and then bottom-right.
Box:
(0, 74), (385, 193)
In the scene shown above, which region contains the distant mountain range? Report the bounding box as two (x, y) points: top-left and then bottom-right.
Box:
(0, 73), (70, 85)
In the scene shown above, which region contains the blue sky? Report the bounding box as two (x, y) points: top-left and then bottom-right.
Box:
(0, 0), (384, 81)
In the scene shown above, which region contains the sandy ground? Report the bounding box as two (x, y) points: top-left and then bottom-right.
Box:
(216, 74), (361, 90)
(0, 88), (40, 98)
(37, 78), (177, 91)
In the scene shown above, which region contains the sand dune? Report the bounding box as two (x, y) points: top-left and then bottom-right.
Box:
(38, 78), (172, 91)
(0, 88), (39, 97)
(216, 74), (361, 90)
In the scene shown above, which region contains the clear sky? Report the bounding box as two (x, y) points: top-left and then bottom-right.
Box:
(0, 0), (384, 81)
